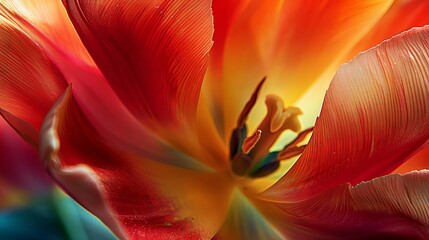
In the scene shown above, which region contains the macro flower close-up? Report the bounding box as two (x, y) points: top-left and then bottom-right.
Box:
(2, 0), (429, 239)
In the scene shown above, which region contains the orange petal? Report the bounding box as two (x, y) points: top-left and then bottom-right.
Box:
(218, 0), (393, 136)
(263, 25), (429, 201)
(393, 146), (429, 174)
(201, 0), (250, 133)
(347, 0), (429, 62)
(296, 0), (429, 128)
(63, 0), (213, 130)
(255, 171), (429, 239)
(40, 87), (234, 239)
(0, 22), (67, 144)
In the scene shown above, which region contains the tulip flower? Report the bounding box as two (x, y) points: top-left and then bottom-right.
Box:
(0, 117), (117, 239)
(2, 0), (429, 239)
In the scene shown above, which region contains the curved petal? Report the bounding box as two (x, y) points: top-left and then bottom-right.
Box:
(255, 170), (429, 239)
(0, 0), (93, 65)
(211, 0), (248, 63)
(0, 2), (214, 170)
(201, 0), (249, 127)
(296, 0), (429, 129)
(194, 0), (251, 165)
(264, 25), (429, 201)
(63, 0), (213, 130)
(40, 87), (234, 239)
(218, 0), (393, 136)
(0, 21), (67, 144)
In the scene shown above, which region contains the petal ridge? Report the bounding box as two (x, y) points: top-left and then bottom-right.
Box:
(264, 25), (429, 201)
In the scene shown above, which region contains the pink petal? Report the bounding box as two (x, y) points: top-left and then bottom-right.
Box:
(40, 87), (233, 239)
(0, 117), (51, 205)
(0, 22), (67, 144)
(256, 170), (429, 239)
(264, 25), (429, 201)
(63, 0), (214, 129)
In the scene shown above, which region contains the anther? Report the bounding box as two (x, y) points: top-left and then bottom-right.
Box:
(278, 127), (313, 160)
(249, 96), (302, 162)
(285, 127), (314, 148)
(237, 77), (266, 128)
(278, 145), (306, 160)
(242, 130), (262, 154)
(229, 78), (266, 160)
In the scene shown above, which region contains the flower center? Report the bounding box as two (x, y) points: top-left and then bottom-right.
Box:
(229, 78), (312, 178)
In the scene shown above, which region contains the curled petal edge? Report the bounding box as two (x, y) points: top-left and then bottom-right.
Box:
(39, 86), (126, 239)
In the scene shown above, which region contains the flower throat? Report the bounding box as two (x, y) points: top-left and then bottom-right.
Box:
(229, 78), (312, 178)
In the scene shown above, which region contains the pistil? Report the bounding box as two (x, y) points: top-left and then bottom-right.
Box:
(248, 95), (302, 162)
(229, 78), (312, 178)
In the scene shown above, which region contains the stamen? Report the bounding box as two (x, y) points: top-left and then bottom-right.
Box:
(229, 77), (311, 179)
(242, 130), (262, 154)
(278, 145), (306, 160)
(265, 95), (302, 133)
(249, 96), (302, 162)
(277, 127), (313, 160)
(249, 127), (312, 177)
(230, 78), (265, 159)
(265, 95), (285, 132)
(229, 127), (244, 160)
(270, 109), (289, 133)
(237, 77), (266, 128)
(284, 127), (314, 148)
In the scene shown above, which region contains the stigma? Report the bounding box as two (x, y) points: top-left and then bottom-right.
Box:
(229, 78), (312, 178)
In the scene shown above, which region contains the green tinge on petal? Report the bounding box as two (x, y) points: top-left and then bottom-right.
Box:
(214, 190), (282, 240)
(0, 189), (117, 240)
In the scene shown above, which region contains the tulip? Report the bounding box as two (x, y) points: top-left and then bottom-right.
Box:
(0, 117), (117, 239)
(1, 0), (429, 239)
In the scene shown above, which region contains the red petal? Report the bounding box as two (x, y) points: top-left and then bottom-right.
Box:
(40, 87), (233, 239)
(202, 0), (248, 117)
(63, 0), (213, 129)
(0, 23), (67, 144)
(264, 25), (429, 201)
(2, 2), (213, 169)
(256, 171), (429, 239)
(0, 0), (93, 65)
